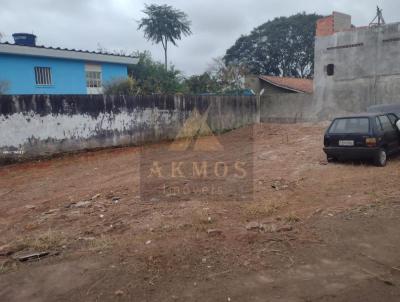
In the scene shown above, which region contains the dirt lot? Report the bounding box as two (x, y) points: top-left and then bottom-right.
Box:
(1, 123), (400, 302)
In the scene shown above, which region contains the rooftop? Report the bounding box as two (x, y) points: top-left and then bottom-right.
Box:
(259, 75), (313, 94)
(0, 41), (138, 65)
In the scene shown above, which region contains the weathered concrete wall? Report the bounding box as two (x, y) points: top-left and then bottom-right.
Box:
(332, 12), (352, 33)
(314, 22), (400, 120)
(0, 95), (257, 163)
(260, 94), (315, 123)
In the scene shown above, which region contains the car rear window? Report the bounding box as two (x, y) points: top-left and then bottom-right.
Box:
(378, 115), (394, 132)
(329, 118), (370, 134)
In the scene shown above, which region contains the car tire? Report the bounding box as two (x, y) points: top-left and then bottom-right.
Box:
(327, 155), (337, 163)
(374, 148), (387, 167)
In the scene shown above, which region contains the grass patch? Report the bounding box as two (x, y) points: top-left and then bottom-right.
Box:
(13, 229), (67, 252)
(0, 260), (15, 274)
(284, 213), (301, 223)
(85, 235), (114, 252)
(243, 200), (283, 218)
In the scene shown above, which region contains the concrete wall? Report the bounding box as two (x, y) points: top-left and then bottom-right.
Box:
(0, 54), (128, 95)
(245, 76), (262, 95)
(260, 93), (315, 123)
(332, 12), (352, 33)
(0, 94), (258, 163)
(314, 22), (400, 120)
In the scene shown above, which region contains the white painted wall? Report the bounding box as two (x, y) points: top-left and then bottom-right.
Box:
(0, 108), (180, 155)
(0, 95), (258, 162)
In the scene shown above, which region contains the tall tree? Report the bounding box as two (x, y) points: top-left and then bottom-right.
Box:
(138, 4), (192, 70)
(224, 13), (322, 78)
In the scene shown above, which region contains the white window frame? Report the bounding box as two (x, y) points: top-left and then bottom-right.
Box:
(34, 67), (52, 86)
(86, 71), (102, 88)
(85, 64), (103, 94)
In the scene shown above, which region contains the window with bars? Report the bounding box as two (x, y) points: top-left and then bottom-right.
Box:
(34, 67), (52, 85)
(86, 71), (102, 88)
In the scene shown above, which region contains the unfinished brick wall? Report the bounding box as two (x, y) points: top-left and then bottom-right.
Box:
(316, 16), (334, 37)
(316, 12), (352, 37)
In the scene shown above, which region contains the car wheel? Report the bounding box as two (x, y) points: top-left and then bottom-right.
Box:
(327, 155), (337, 163)
(374, 148), (387, 167)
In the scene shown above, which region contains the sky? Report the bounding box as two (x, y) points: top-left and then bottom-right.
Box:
(1, 0), (399, 76)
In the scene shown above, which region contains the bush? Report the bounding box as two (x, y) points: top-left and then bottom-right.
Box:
(103, 77), (139, 96)
(128, 51), (186, 95)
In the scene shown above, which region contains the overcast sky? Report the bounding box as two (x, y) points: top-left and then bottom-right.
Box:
(1, 0), (399, 75)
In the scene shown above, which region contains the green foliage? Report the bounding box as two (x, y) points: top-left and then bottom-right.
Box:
(128, 51), (186, 94)
(208, 57), (247, 93)
(224, 13), (322, 78)
(103, 77), (139, 96)
(184, 72), (220, 94)
(124, 52), (246, 96)
(138, 4), (192, 69)
(109, 52), (248, 96)
(182, 58), (248, 95)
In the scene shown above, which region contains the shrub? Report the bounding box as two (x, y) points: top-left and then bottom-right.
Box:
(103, 77), (139, 96)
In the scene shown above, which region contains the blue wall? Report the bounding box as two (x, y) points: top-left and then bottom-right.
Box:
(0, 54), (128, 95)
(102, 63), (128, 85)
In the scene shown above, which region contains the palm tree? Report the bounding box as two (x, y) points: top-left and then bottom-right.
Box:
(138, 4), (192, 70)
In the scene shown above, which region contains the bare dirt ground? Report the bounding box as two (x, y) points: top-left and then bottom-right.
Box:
(1, 123), (400, 302)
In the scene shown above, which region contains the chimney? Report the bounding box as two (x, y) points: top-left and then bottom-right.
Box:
(12, 33), (37, 46)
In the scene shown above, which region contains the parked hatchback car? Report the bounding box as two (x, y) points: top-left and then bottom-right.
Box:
(367, 104), (400, 116)
(323, 112), (400, 166)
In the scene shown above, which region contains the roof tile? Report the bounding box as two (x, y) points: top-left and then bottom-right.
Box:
(259, 75), (313, 94)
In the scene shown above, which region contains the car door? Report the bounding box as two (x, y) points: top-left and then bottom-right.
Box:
(387, 113), (400, 133)
(378, 115), (399, 153)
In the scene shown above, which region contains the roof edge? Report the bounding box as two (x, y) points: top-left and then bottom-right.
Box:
(258, 76), (308, 93)
(0, 43), (138, 65)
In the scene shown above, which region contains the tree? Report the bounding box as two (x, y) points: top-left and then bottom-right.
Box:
(138, 4), (192, 70)
(208, 57), (247, 93)
(183, 58), (249, 95)
(224, 13), (322, 78)
(128, 51), (186, 94)
(184, 72), (221, 94)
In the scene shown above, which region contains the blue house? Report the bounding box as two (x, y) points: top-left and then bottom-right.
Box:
(0, 33), (138, 95)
